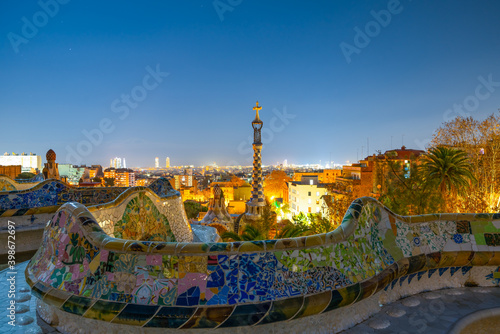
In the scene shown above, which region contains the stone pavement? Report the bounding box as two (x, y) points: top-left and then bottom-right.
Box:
(344, 286), (500, 333)
(1, 261), (499, 334)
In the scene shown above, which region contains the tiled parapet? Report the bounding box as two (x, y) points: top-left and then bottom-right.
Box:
(0, 177), (178, 211)
(89, 187), (192, 242)
(0, 178), (179, 227)
(26, 197), (500, 330)
(0, 174), (42, 191)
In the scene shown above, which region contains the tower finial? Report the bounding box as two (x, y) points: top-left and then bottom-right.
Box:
(253, 101), (262, 120)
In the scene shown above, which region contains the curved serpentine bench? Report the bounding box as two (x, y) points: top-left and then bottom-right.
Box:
(26, 197), (500, 333)
(1, 178), (190, 253)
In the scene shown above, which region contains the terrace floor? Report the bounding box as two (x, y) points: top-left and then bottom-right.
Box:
(1, 261), (499, 334)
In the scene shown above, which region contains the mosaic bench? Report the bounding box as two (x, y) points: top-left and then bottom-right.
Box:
(26, 197), (500, 333)
(0, 178), (188, 253)
(0, 174), (43, 192)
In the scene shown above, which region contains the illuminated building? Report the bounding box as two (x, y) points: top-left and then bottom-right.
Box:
(110, 157), (124, 168)
(155, 157), (159, 168)
(173, 172), (196, 190)
(0, 152), (42, 173)
(104, 168), (115, 181)
(288, 175), (328, 215)
(293, 169), (341, 184)
(59, 164), (86, 185)
(104, 168), (136, 187)
(166, 157), (170, 168)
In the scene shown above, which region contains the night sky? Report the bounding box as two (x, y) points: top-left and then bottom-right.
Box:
(1, 0), (500, 167)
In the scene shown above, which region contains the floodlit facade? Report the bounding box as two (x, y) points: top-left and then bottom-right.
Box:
(0, 152), (42, 173)
(58, 164), (86, 185)
(104, 168), (136, 187)
(288, 175), (328, 215)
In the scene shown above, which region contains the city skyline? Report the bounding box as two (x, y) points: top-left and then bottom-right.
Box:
(1, 1), (500, 167)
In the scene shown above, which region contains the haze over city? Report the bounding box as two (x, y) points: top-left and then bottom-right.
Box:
(1, 0), (500, 167)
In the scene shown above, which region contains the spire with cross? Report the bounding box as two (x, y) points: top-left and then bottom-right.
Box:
(253, 101), (262, 121)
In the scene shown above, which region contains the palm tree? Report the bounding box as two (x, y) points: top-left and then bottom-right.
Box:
(257, 202), (277, 239)
(221, 225), (266, 241)
(422, 146), (476, 211)
(274, 223), (311, 239)
(292, 212), (308, 228)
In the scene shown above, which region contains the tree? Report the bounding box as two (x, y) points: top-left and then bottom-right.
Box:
(104, 177), (115, 187)
(228, 175), (245, 187)
(184, 201), (204, 219)
(325, 182), (355, 224)
(292, 212), (309, 229)
(263, 170), (291, 200)
(421, 147), (476, 212)
(221, 225), (266, 241)
(308, 213), (336, 234)
(256, 202), (277, 239)
(16, 172), (35, 180)
(378, 160), (442, 215)
(274, 223), (311, 239)
(93, 177), (102, 183)
(430, 113), (500, 212)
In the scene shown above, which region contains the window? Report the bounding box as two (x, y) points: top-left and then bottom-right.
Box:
(316, 191), (320, 196)
(308, 207), (311, 213)
(316, 207), (320, 213)
(309, 180), (313, 185)
(308, 191), (311, 196)
(308, 198), (311, 204)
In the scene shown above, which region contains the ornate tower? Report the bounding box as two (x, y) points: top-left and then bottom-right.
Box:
(200, 184), (234, 233)
(245, 101), (266, 220)
(42, 149), (60, 180)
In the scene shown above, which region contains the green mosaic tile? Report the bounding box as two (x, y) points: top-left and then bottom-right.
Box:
(61, 295), (95, 316)
(324, 284), (360, 312)
(474, 233), (487, 246)
(144, 306), (196, 328)
(258, 296), (303, 325)
(42, 288), (71, 308)
(292, 291), (331, 319)
(180, 306), (234, 329)
(31, 282), (50, 300)
(407, 254), (427, 275)
(83, 300), (126, 322)
(356, 276), (378, 302)
(218, 302), (271, 327)
(111, 304), (159, 326)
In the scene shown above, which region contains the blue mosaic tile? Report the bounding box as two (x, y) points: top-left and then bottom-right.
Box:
(428, 268), (437, 278)
(462, 266), (472, 276)
(439, 267), (449, 276)
(450, 267), (461, 277)
(408, 273), (418, 285)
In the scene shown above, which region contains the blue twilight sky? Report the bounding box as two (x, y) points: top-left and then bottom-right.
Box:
(1, 0), (500, 168)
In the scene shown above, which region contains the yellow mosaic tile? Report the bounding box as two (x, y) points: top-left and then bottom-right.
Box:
(305, 235), (323, 248)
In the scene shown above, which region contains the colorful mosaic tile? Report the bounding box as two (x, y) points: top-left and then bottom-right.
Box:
(25, 196), (500, 330)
